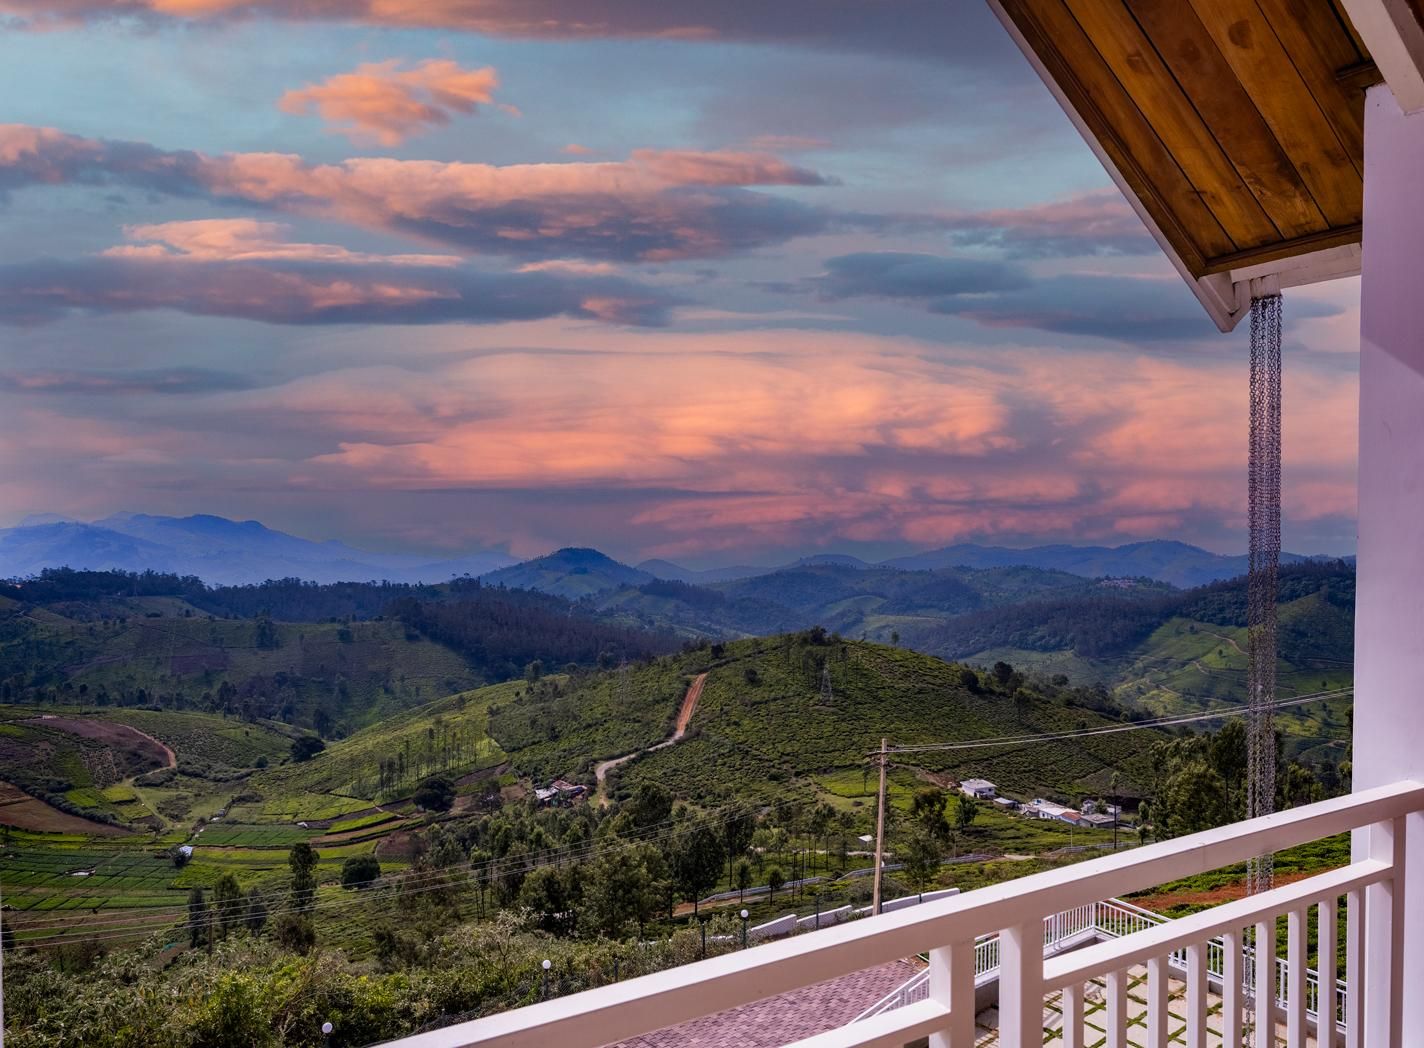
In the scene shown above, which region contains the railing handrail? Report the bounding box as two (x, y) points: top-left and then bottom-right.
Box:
(377, 780), (1423, 1048)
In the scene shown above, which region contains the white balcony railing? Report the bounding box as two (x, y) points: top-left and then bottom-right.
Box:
(854, 896), (1350, 1030)
(379, 780), (1422, 1048)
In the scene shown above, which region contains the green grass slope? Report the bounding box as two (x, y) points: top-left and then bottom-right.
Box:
(245, 681), (515, 809)
(487, 634), (1162, 808)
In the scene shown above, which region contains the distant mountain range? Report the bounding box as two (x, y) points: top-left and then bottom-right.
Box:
(0, 513), (516, 586)
(879, 540), (1341, 589)
(1, 513), (1349, 591)
(642, 541), (1342, 591)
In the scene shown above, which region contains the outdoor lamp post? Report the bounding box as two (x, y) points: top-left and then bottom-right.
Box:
(740, 908), (749, 948)
(321, 1021), (333, 1045)
(699, 915), (707, 958)
(541, 958), (551, 999)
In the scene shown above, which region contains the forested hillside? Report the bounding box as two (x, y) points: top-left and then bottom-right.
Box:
(0, 569), (676, 736)
(488, 632), (1163, 805)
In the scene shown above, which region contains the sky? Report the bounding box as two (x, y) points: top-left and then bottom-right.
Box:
(0, 1), (1362, 566)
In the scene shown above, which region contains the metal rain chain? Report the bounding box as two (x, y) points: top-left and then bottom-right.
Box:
(1245, 289), (1282, 895)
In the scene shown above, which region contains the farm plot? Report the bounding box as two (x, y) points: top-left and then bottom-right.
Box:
(1, 841), (183, 916)
(108, 709), (291, 769)
(0, 781), (130, 835)
(235, 791), (375, 824)
(193, 823), (316, 847)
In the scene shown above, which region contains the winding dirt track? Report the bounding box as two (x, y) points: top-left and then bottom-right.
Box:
(594, 672), (707, 806)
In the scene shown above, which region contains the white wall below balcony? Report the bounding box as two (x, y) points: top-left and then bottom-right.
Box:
(1355, 82), (1424, 1042)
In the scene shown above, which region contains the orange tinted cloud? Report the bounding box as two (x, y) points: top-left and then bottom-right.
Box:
(102, 218), (462, 265)
(0, 124), (832, 261)
(2, 319), (1358, 556)
(278, 60), (506, 145)
(232, 326), (1355, 554)
(0, 1), (982, 64)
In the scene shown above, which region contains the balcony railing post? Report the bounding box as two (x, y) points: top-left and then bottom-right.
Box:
(1105, 968), (1128, 1048)
(926, 939), (975, 1048)
(1185, 941), (1207, 1048)
(1346, 888), (1364, 1048)
(1255, 918), (1276, 1047)
(1318, 896), (1338, 1048)
(1287, 908), (1307, 1045)
(1146, 955), (1169, 1048)
(1364, 816), (1405, 1048)
(1223, 927), (1244, 1047)
(998, 921), (1043, 1047)
(1061, 981), (1083, 1048)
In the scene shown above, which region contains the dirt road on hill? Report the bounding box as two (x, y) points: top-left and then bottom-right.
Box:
(594, 672), (707, 807)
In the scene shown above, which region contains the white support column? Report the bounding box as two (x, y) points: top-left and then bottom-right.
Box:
(998, 923), (1044, 1047)
(1355, 82), (1424, 1044)
(927, 939), (975, 1048)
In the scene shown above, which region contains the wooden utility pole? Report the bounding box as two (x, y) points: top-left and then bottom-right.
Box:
(871, 737), (888, 915)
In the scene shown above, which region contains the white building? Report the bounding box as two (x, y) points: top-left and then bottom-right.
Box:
(959, 778), (997, 800)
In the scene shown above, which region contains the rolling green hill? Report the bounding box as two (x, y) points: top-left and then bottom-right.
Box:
(485, 633), (1164, 807)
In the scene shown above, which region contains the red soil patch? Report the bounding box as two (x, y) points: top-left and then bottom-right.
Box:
(1131, 868), (1324, 912)
(375, 830), (426, 861)
(673, 673), (706, 737)
(0, 781), (129, 836)
(22, 716), (174, 772)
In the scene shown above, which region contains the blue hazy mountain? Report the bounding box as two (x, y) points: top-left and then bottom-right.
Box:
(0, 513), (515, 586)
(481, 547), (653, 599)
(879, 540), (1334, 589)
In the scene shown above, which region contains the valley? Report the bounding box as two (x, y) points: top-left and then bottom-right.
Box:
(0, 557), (1355, 1047)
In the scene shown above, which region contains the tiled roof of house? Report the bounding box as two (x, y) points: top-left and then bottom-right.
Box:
(609, 959), (920, 1048)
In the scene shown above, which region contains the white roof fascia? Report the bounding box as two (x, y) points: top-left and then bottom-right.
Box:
(1340, 0), (1424, 114)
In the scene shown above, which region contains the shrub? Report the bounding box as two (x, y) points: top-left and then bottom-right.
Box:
(413, 776), (455, 812)
(290, 735), (325, 763)
(341, 855), (382, 890)
(273, 913), (316, 955)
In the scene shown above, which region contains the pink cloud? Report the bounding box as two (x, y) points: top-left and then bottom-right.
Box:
(228, 328), (1354, 553)
(0, 317), (1359, 556)
(0, 250), (677, 327)
(0, 124), (833, 261)
(102, 218), (462, 265)
(278, 60), (508, 146)
(0, 1), (981, 64)
(936, 189), (1155, 258)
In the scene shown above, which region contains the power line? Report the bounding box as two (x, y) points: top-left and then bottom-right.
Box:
(8, 794), (806, 944)
(875, 686), (1351, 757)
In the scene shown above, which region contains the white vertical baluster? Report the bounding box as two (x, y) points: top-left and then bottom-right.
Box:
(1256, 919), (1276, 1048)
(1318, 896), (1338, 1048)
(1147, 956), (1169, 1048)
(1186, 941), (1207, 1048)
(1345, 888), (1363, 1048)
(1287, 908), (1307, 1046)
(999, 922), (1044, 1048)
(928, 938), (975, 1048)
(1364, 817), (1406, 1048)
(1223, 928), (1243, 1048)
(1062, 981), (1083, 1048)
(1106, 968), (1128, 1048)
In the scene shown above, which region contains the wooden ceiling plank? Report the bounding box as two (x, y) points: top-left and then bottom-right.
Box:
(1184, 0), (1361, 227)
(1126, 0), (1330, 239)
(1253, 0), (1366, 170)
(1186, 0), (1361, 224)
(1061, 0), (1279, 249)
(999, 0), (1233, 267)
